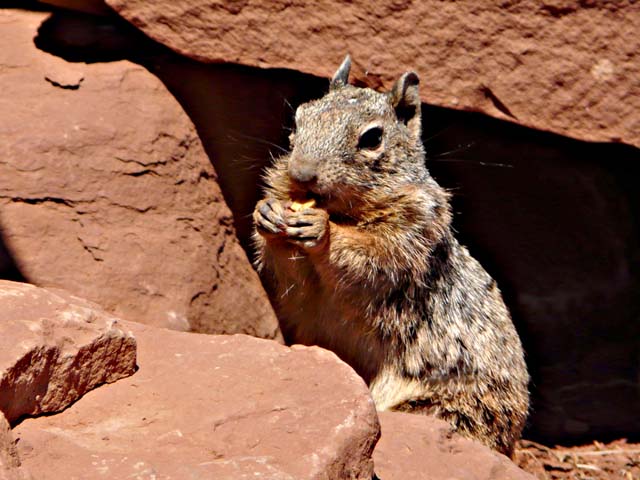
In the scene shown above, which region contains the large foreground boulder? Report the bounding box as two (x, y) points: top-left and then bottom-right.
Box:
(0, 9), (281, 339)
(105, 0), (639, 147)
(0, 280), (136, 425)
(3, 281), (538, 479)
(12, 317), (380, 479)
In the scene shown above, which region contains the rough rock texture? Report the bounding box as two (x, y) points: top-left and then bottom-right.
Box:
(105, 0), (639, 147)
(13, 321), (379, 480)
(0, 9), (281, 339)
(0, 280), (136, 425)
(373, 411), (535, 480)
(0, 414), (24, 480)
(1, 413), (32, 480)
(0, 415), (18, 472)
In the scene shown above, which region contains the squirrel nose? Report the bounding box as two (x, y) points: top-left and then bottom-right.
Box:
(289, 160), (318, 185)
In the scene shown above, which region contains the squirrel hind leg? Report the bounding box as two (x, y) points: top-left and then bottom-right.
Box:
(391, 388), (525, 457)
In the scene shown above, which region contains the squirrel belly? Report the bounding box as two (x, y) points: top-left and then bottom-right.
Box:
(252, 55), (529, 456)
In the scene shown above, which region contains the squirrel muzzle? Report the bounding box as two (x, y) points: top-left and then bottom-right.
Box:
(288, 155), (318, 186)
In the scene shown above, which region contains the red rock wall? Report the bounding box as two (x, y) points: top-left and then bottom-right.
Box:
(0, 9), (281, 340)
(105, 0), (640, 147)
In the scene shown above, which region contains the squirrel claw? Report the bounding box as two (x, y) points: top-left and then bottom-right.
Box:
(284, 208), (329, 250)
(254, 198), (286, 237)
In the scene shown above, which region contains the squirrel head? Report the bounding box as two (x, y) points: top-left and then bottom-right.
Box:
(286, 55), (429, 213)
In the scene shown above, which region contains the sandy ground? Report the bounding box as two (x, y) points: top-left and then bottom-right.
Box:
(515, 439), (640, 480)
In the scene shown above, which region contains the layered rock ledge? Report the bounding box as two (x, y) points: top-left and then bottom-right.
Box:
(0, 281), (136, 425)
(13, 323), (380, 479)
(105, 0), (639, 147)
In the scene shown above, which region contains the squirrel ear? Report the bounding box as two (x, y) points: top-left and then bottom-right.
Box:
(330, 54), (351, 90)
(390, 71), (421, 139)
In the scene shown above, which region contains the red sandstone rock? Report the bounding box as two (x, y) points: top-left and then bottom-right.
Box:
(1, 415), (21, 480)
(0, 281), (136, 425)
(0, 414), (31, 480)
(39, 0), (113, 16)
(0, 9), (281, 339)
(104, 0), (640, 148)
(0, 415), (17, 472)
(373, 411), (535, 480)
(13, 322), (379, 479)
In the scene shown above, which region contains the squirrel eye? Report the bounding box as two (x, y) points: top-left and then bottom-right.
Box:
(357, 126), (383, 151)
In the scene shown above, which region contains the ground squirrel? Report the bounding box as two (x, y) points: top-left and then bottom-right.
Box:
(253, 56), (529, 456)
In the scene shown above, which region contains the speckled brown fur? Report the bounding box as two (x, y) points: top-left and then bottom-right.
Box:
(253, 56), (529, 456)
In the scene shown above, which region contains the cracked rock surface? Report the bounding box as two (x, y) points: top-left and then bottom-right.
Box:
(0, 280), (136, 425)
(13, 321), (380, 480)
(0, 9), (281, 339)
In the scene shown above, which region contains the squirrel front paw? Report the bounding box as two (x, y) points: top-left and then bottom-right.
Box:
(254, 198), (329, 250)
(254, 197), (287, 237)
(283, 206), (330, 251)
(254, 197), (329, 250)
